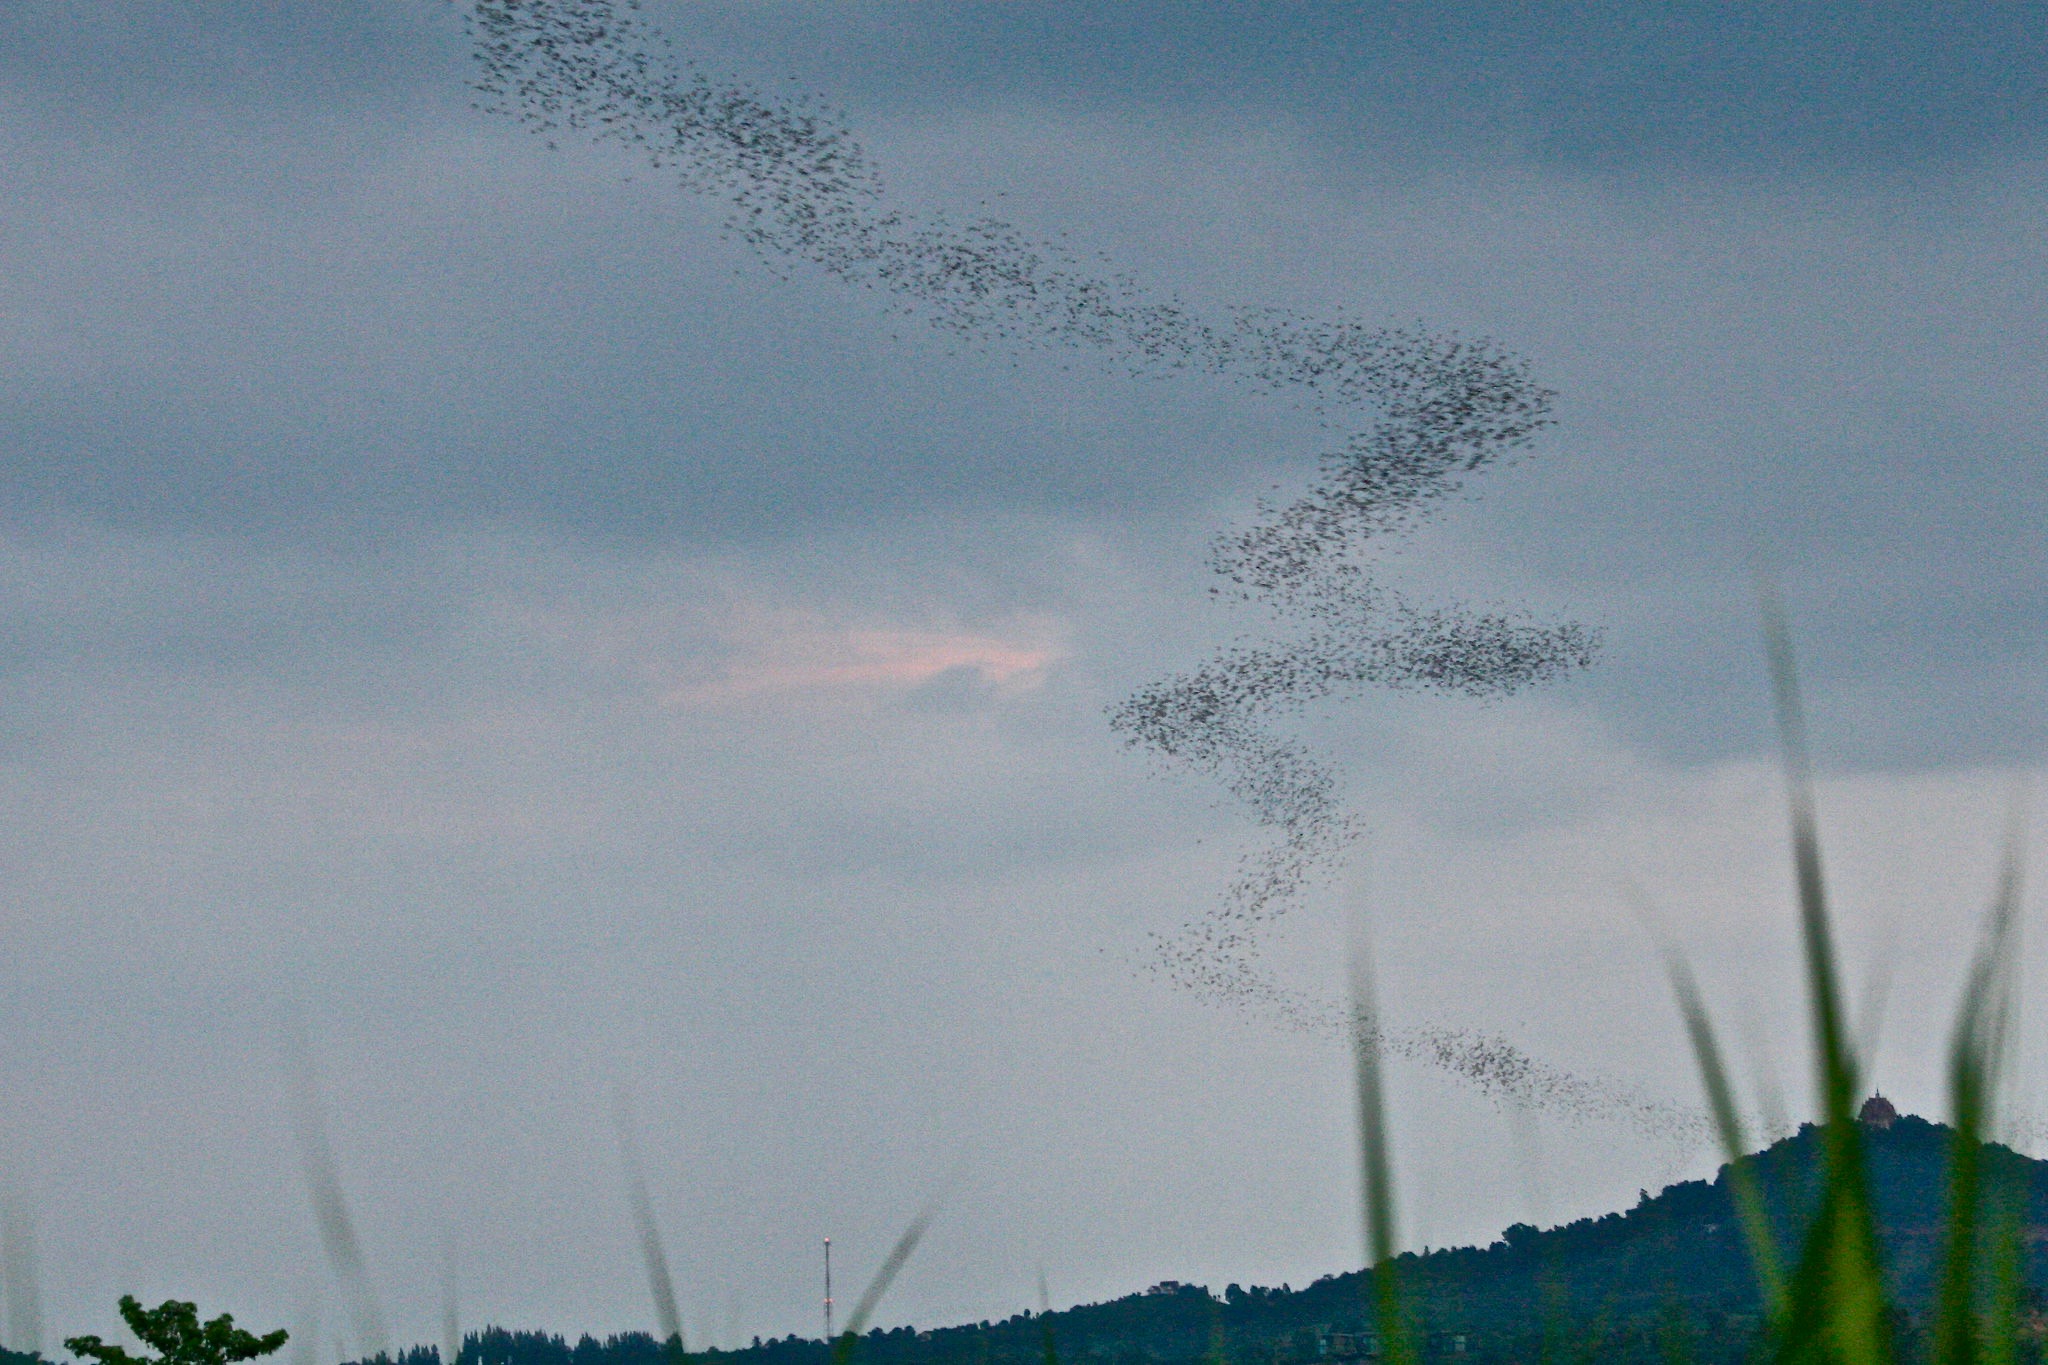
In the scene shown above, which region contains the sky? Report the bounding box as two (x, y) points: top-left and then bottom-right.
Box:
(5, 0), (2048, 1356)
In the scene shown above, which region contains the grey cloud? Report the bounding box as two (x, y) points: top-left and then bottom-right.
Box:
(3, 2), (457, 118)
(0, 101), (1310, 541)
(15, 4), (2046, 175)
(615, 3), (2048, 174)
(3, 22), (2044, 836)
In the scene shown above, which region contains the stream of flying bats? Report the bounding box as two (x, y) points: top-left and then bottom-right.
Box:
(464, 1), (1716, 1140)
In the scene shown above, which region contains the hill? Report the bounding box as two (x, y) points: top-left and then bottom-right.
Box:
(336, 1114), (2048, 1365)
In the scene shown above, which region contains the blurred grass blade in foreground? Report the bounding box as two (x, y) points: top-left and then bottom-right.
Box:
(831, 1198), (943, 1365)
(1349, 936), (1415, 1365)
(614, 1091), (686, 1360)
(1038, 1270), (1060, 1365)
(1664, 950), (1786, 1321)
(441, 1237), (463, 1365)
(1635, 875), (1787, 1321)
(1757, 593), (1889, 1365)
(1932, 796), (2025, 1365)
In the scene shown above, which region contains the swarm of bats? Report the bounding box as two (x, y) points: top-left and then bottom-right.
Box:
(464, 1), (1676, 1134)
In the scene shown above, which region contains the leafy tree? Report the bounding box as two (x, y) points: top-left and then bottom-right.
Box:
(65, 1297), (286, 1365)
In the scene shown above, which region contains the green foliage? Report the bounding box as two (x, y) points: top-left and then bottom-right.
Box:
(65, 1298), (287, 1365)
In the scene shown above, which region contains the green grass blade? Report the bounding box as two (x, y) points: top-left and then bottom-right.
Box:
(831, 1199), (942, 1365)
(290, 1040), (391, 1362)
(1933, 806), (2024, 1365)
(1665, 954), (1786, 1320)
(1772, 1173), (1890, 1365)
(1982, 1187), (2021, 1365)
(1760, 594), (1857, 1129)
(614, 1095), (686, 1360)
(1203, 1296), (1228, 1365)
(1758, 593), (1890, 1365)
(441, 1240), (462, 1365)
(1934, 987), (1989, 1365)
(1348, 940), (1415, 1365)
(0, 1202), (42, 1359)
(1037, 1271), (1059, 1365)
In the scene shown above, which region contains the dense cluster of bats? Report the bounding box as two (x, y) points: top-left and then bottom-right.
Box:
(464, 0), (1671, 1133)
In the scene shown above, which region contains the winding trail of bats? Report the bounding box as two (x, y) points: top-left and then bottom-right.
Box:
(468, 0), (1697, 1139)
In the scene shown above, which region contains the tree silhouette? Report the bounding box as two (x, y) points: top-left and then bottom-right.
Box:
(65, 1297), (286, 1365)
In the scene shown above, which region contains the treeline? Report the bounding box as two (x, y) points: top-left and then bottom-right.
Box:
(37, 1119), (2047, 1365)
(363, 1331), (684, 1365)
(349, 1120), (2048, 1365)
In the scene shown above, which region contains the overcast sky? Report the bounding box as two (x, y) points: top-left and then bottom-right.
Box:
(5, 1), (2048, 1357)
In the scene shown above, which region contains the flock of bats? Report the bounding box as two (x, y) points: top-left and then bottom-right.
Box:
(460, 0), (1714, 1135)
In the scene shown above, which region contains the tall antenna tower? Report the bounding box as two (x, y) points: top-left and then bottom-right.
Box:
(823, 1238), (834, 1343)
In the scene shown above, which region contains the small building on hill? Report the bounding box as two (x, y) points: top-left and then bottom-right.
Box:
(1859, 1093), (1898, 1129)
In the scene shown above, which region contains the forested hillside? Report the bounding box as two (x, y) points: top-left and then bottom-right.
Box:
(320, 1115), (2048, 1365)
(19, 1116), (2041, 1365)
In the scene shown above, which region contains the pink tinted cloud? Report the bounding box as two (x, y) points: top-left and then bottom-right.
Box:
(667, 620), (1062, 707)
